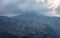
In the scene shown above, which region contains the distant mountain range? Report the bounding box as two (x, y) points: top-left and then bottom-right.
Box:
(0, 13), (60, 38)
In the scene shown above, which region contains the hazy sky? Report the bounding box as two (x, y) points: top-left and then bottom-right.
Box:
(0, 0), (60, 17)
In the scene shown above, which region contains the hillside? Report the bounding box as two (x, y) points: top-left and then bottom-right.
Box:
(0, 13), (58, 38)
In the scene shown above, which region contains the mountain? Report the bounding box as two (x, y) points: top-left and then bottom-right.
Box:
(13, 12), (58, 22)
(11, 12), (60, 37)
(0, 13), (58, 38)
(14, 13), (60, 33)
(49, 17), (60, 35)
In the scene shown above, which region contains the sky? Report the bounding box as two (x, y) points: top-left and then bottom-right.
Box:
(0, 0), (60, 17)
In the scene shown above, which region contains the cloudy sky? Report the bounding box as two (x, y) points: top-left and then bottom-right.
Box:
(0, 0), (60, 17)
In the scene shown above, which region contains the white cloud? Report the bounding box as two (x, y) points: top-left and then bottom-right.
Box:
(0, 0), (60, 17)
(45, 0), (60, 17)
(36, 0), (60, 17)
(36, 0), (45, 2)
(0, 13), (20, 17)
(44, 10), (60, 17)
